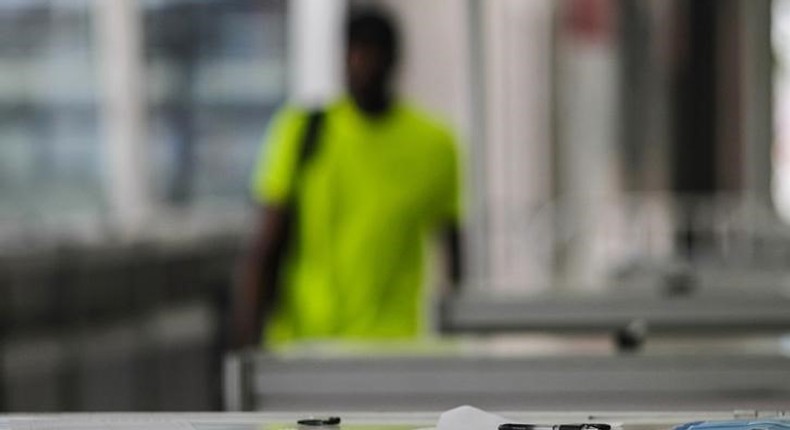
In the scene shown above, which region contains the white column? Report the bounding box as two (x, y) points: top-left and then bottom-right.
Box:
(483, 0), (555, 293)
(289, 0), (347, 107)
(555, 0), (621, 293)
(94, 0), (151, 235)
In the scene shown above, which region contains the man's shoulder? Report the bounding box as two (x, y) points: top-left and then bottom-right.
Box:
(272, 98), (348, 119)
(266, 105), (307, 134)
(271, 103), (329, 122)
(397, 102), (456, 143)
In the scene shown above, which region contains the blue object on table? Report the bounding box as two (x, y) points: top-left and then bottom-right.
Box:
(675, 420), (790, 430)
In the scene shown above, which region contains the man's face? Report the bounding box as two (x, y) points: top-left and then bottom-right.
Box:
(346, 42), (393, 100)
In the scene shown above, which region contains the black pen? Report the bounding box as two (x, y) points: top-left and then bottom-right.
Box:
(298, 417), (341, 427)
(499, 424), (611, 430)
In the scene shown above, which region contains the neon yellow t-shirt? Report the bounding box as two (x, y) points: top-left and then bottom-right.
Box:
(251, 97), (461, 345)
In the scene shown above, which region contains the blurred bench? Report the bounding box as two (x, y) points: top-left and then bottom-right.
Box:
(224, 338), (790, 412)
(0, 227), (244, 412)
(440, 294), (790, 335)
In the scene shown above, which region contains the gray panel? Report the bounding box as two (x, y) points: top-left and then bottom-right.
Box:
(442, 296), (790, 334)
(228, 345), (790, 411)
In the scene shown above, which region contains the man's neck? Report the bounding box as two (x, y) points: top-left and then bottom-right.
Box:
(353, 91), (393, 117)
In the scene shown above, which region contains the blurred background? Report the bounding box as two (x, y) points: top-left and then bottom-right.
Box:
(3, 0), (790, 414)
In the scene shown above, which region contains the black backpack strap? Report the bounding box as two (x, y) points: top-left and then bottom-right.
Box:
(286, 109), (325, 205)
(257, 109), (326, 343)
(297, 109), (326, 168)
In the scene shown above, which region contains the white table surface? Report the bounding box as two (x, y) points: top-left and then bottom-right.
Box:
(0, 411), (780, 430)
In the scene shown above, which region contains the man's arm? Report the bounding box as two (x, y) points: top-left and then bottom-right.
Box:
(438, 224), (463, 333)
(233, 205), (289, 348)
(443, 224), (463, 294)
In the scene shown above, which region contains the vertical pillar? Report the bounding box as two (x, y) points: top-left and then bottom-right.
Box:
(289, 0), (347, 107)
(466, 0), (490, 289)
(742, 0), (773, 206)
(671, 0), (719, 257)
(484, 0), (555, 293)
(94, 0), (151, 235)
(555, 0), (620, 291)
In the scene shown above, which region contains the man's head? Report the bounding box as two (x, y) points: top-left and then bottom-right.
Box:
(345, 6), (399, 113)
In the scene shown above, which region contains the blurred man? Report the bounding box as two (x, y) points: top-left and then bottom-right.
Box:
(235, 6), (462, 347)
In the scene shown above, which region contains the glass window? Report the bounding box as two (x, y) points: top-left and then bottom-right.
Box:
(0, 0), (103, 222)
(142, 0), (288, 208)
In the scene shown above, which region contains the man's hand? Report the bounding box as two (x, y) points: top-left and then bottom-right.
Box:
(443, 225), (463, 295)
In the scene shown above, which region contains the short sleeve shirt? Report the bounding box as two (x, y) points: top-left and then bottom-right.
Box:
(251, 97), (461, 344)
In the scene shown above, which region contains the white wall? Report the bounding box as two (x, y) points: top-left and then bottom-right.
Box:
(377, 0), (471, 135)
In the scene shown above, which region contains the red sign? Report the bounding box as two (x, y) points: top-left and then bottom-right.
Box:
(565, 0), (616, 42)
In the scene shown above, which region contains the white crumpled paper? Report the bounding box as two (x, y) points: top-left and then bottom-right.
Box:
(437, 406), (511, 430)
